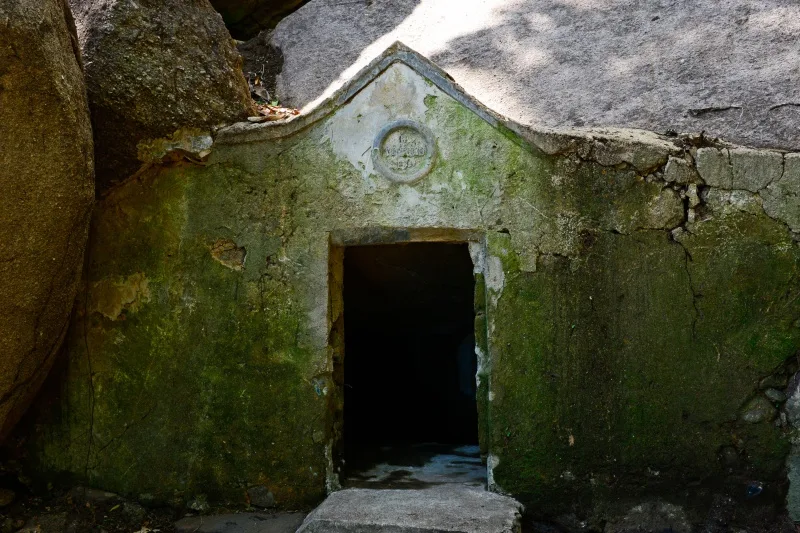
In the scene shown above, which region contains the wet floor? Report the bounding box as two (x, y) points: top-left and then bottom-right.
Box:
(344, 443), (487, 489)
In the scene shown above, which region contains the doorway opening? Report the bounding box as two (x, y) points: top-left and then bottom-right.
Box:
(341, 242), (482, 487)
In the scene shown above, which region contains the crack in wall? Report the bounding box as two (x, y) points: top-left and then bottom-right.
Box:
(671, 233), (702, 338)
(90, 404), (156, 467)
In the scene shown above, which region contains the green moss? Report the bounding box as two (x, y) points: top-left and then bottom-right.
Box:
(25, 64), (800, 519)
(30, 161), (327, 508)
(489, 218), (799, 512)
(423, 94), (437, 109)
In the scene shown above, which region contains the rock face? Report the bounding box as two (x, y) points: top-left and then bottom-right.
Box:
(69, 0), (255, 191)
(210, 0), (306, 40)
(0, 0), (94, 439)
(264, 0), (800, 151)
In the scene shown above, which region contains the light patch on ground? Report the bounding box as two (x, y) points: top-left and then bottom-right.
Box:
(346, 445), (486, 488)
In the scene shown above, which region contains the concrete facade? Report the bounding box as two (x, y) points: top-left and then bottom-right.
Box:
(26, 44), (800, 525)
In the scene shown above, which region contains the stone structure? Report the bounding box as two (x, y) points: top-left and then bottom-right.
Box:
(25, 44), (800, 526)
(0, 0), (94, 441)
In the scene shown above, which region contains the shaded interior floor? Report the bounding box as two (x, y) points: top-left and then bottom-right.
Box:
(344, 443), (486, 489)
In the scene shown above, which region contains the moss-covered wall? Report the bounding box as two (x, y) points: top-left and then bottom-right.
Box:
(26, 54), (800, 518)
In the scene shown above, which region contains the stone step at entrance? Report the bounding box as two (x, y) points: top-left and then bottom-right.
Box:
(296, 484), (523, 533)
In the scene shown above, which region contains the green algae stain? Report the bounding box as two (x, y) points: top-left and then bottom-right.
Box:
(30, 162), (327, 508)
(489, 216), (800, 512)
(24, 71), (800, 520)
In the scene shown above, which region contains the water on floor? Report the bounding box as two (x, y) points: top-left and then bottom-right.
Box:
(344, 443), (487, 489)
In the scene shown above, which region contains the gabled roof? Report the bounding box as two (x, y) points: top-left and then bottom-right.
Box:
(215, 41), (692, 174)
(216, 42), (516, 146)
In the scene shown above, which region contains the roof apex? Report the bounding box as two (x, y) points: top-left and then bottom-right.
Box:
(216, 41), (513, 145)
(215, 42), (686, 171)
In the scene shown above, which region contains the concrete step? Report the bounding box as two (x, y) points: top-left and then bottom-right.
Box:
(296, 485), (523, 533)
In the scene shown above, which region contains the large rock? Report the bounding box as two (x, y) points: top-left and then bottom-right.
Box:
(264, 0), (800, 151)
(210, 0), (306, 40)
(69, 0), (255, 190)
(0, 0), (94, 439)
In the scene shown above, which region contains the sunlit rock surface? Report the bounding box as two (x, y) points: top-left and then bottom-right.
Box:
(265, 0), (800, 150)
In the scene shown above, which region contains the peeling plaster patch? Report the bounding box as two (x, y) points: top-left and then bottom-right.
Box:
(388, 186), (446, 226)
(468, 241), (487, 274)
(588, 130), (675, 172)
(210, 239), (246, 270)
(429, 180), (453, 193)
(325, 441), (341, 493)
(398, 185), (423, 208)
(137, 128), (213, 164)
(487, 454), (501, 492)
(475, 345), (487, 388)
(486, 256), (505, 298)
(485, 255), (506, 336)
(91, 272), (151, 321)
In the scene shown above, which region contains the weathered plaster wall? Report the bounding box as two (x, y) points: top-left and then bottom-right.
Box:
(25, 52), (800, 520)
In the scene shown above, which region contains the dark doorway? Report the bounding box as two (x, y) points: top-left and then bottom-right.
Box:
(342, 242), (479, 483)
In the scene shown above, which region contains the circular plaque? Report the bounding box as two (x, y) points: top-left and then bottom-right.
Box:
(371, 120), (436, 183)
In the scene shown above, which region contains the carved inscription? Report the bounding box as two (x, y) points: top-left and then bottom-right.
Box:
(381, 128), (428, 172)
(372, 120), (435, 183)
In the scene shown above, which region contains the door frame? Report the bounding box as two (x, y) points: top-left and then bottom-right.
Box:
(325, 227), (492, 491)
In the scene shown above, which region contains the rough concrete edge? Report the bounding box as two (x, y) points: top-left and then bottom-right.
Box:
(215, 41), (484, 144)
(294, 487), (524, 533)
(213, 41), (679, 165)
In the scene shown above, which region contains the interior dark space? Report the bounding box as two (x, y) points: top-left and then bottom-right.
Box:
(342, 242), (478, 475)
